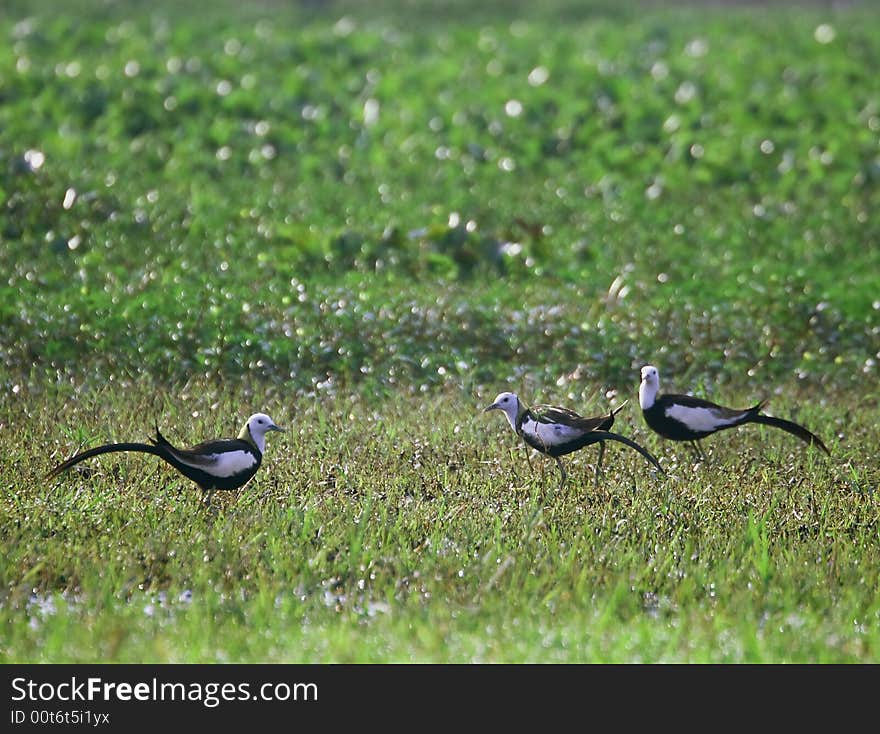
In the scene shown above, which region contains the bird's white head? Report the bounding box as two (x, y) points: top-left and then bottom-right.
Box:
(639, 365), (660, 409)
(240, 412), (285, 453)
(483, 391), (521, 432)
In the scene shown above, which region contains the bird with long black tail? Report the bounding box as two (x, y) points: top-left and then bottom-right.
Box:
(46, 413), (285, 504)
(638, 365), (830, 460)
(484, 392), (663, 489)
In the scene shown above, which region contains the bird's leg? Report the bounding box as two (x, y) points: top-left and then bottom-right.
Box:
(202, 489), (214, 509)
(554, 457), (567, 490)
(524, 447), (534, 472)
(594, 441), (606, 488)
(507, 448), (521, 482)
(689, 441), (705, 463)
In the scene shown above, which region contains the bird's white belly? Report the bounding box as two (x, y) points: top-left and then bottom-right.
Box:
(521, 418), (580, 447)
(665, 405), (739, 432)
(204, 451), (258, 477)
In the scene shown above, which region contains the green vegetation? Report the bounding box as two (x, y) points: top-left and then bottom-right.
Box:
(1, 0), (878, 662)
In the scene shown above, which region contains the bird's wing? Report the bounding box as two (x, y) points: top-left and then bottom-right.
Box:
(661, 393), (753, 420)
(531, 404), (611, 431)
(530, 404), (583, 423)
(169, 438), (247, 468)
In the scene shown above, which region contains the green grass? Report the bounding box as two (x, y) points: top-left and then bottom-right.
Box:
(1, 0), (879, 662)
(4, 386), (880, 662)
(2, 0), (878, 391)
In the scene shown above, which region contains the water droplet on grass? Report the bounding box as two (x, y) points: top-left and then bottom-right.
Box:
(663, 115), (680, 134)
(685, 38), (709, 58)
(675, 81), (697, 104)
(363, 98), (380, 126)
(334, 16), (356, 37)
(814, 24), (836, 44)
(486, 58), (503, 76)
(528, 66), (549, 86)
(24, 149), (45, 171)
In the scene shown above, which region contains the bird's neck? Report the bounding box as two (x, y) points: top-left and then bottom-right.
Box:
(500, 399), (528, 433)
(510, 402), (531, 433)
(639, 381), (657, 410)
(238, 423), (262, 453)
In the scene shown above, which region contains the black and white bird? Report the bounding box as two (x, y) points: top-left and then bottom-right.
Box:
(638, 365), (830, 460)
(483, 391), (663, 488)
(46, 413), (285, 503)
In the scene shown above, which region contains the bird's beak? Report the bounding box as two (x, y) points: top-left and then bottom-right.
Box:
(483, 402), (499, 413)
(270, 424), (286, 432)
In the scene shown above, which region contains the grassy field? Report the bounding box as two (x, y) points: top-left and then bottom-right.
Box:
(1, 0), (879, 662)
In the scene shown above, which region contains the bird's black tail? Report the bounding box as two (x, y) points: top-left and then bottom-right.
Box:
(748, 414), (830, 455)
(150, 423), (173, 448)
(587, 430), (665, 474)
(45, 442), (165, 480)
(594, 400), (629, 432)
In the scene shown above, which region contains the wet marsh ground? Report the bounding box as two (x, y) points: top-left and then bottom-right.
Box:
(1, 0), (879, 661)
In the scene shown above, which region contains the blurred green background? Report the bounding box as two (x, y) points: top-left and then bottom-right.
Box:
(1, 0), (877, 399)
